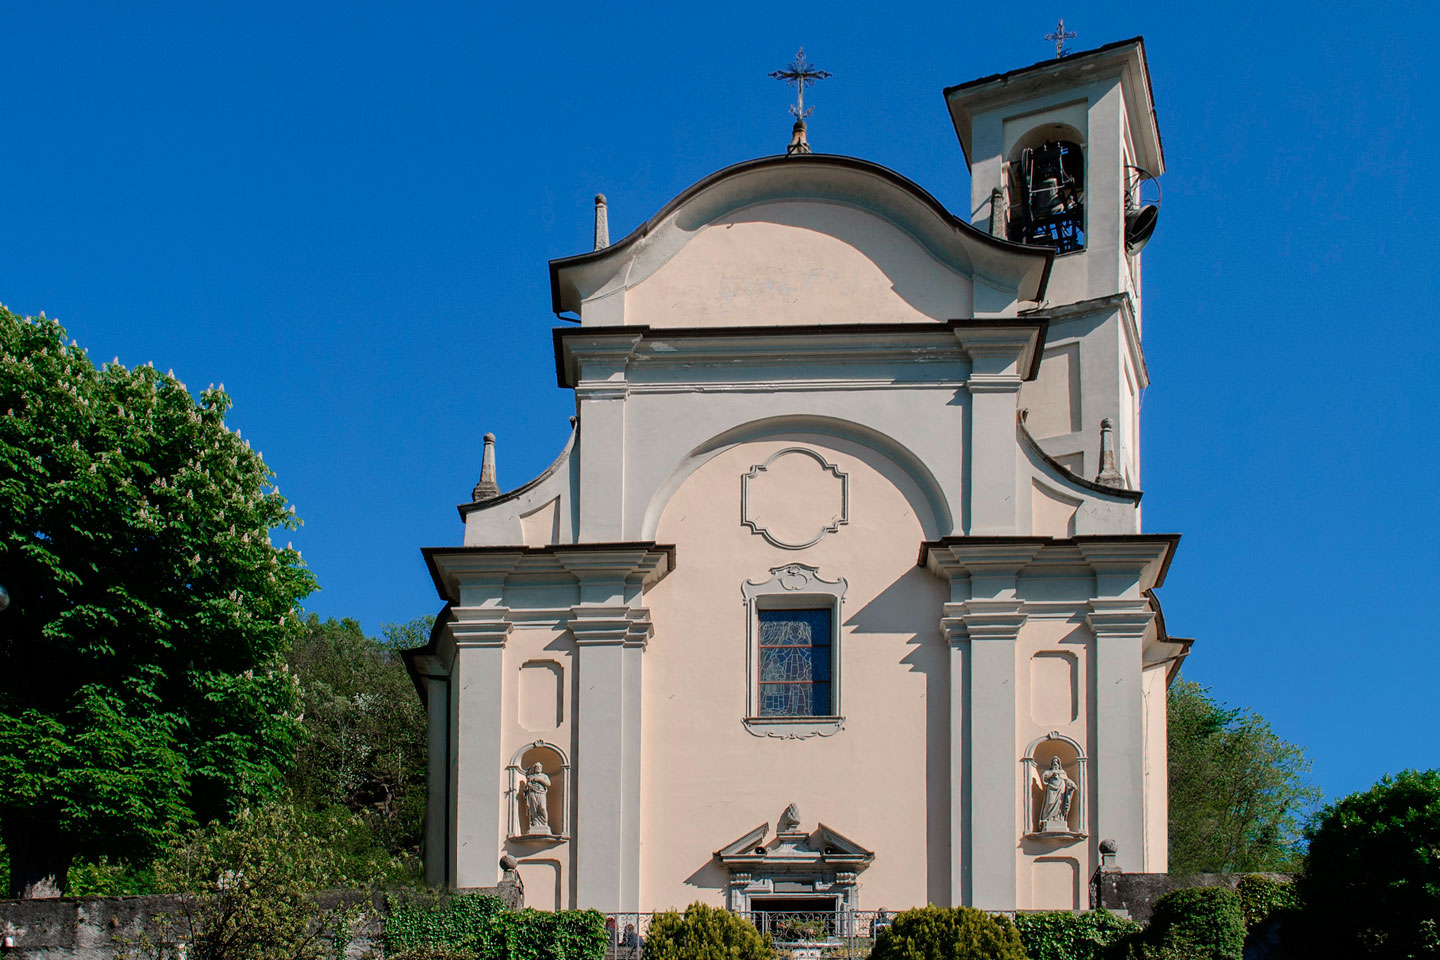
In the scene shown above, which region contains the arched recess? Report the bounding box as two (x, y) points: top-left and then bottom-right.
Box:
(1008, 123), (1086, 166)
(639, 415), (953, 541)
(506, 740), (570, 841)
(1022, 731), (1088, 840)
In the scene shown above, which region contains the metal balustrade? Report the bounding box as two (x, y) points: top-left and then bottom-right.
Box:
(601, 910), (895, 960)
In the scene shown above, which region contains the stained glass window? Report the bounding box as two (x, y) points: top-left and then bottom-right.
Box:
(757, 608), (832, 717)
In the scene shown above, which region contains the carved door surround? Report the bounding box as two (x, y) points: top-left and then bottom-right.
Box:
(715, 804), (874, 912)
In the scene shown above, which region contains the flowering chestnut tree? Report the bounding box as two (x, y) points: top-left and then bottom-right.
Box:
(0, 307), (316, 897)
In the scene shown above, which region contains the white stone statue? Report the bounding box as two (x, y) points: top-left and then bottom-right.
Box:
(520, 762), (551, 834)
(1038, 757), (1077, 831)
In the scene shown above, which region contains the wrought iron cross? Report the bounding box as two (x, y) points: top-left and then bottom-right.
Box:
(770, 48), (831, 119)
(1045, 19), (1077, 58)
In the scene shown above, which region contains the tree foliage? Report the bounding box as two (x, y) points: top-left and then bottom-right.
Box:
(1297, 769), (1440, 957)
(285, 615), (430, 862)
(1167, 679), (1319, 873)
(115, 800), (396, 960)
(0, 308), (315, 895)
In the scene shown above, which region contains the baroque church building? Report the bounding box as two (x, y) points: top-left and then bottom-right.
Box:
(405, 37), (1189, 914)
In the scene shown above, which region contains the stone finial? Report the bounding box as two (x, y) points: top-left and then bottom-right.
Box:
(1095, 418), (1125, 488)
(786, 119), (812, 156)
(593, 194), (609, 251)
(989, 187), (1007, 238)
(499, 854), (522, 889)
(1099, 838), (1119, 870)
(472, 432), (500, 502)
(779, 802), (802, 833)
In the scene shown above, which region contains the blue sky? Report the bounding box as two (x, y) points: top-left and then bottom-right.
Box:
(1, 1), (1434, 805)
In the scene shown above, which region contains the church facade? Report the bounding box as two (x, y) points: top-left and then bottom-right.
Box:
(405, 37), (1189, 914)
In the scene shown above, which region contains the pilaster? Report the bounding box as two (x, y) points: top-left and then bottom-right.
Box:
(947, 599), (1027, 910)
(422, 672), (451, 887)
(571, 336), (640, 542)
(570, 606), (652, 911)
(1086, 598), (1154, 872)
(929, 539), (1040, 910)
(450, 606), (512, 889)
(957, 329), (1033, 535)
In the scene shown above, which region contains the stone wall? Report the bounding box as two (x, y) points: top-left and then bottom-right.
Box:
(0, 880), (522, 960)
(1092, 870), (1293, 925)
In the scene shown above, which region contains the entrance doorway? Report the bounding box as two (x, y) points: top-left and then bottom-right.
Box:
(747, 897), (840, 941)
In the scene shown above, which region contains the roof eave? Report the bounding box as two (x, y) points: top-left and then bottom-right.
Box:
(943, 37), (1164, 176)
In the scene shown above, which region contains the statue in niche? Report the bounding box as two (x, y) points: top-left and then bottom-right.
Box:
(1037, 757), (1077, 831)
(520, 761), (552, 834)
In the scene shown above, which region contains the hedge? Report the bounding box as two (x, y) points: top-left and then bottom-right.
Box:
(1129, 887), (1246, 960)
(869, 905), (1025, 960)
(1013, 910), (1141, 960)
(383, 894), (607, 960)
(644, 902), (773, 960)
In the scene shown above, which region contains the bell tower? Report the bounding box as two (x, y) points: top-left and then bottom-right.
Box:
(944, 37), (1164, 491)
(946, 37), (1163, 314)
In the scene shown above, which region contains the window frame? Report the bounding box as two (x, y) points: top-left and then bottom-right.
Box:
(756, 605), (835, 718)
(741, 564), (847, 739)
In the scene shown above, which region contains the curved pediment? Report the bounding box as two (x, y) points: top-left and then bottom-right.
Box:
(550, 155), (1053, 326)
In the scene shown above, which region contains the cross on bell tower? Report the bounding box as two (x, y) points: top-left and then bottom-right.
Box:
(770, 48), (831, 155)
(1045, 18), (1078, 58)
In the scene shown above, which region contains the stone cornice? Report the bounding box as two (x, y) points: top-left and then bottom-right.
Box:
(568, 604), (653, 648)
(920, 535), (1178, 591)
(940, 599), (1028, 643)
(1020, 293), (1149, 391)
(423, 543), (674, 603)
(552, 318), (1049, 389)
(449, 605), (514, 648)
(1085, 598), (1155, 640)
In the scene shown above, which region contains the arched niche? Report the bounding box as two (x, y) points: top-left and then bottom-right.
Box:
(1004, 123), (1086, 253)
(506, 740), (570, 842)
(640, 415), (951, 542)
(1021, 732), (1088, 840)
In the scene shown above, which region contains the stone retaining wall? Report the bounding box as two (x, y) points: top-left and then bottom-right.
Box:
(0, 881), (521, 960)
(1092, 869), (1293, 925)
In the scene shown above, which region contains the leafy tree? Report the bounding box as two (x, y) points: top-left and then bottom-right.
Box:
(285, 615), (430, 862)
(1297, 769), (1440, 957)
(0, 308), (315, 896)
(115, 799), (401, 960)
(1167, 679), (1319, 873)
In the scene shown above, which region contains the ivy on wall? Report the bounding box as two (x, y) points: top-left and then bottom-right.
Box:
(384, 894), (607, 960)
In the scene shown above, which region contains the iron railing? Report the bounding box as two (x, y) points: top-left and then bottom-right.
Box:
(602, 911), (895, 960)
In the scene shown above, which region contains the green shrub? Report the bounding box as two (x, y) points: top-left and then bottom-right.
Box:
(386, 950), (480, 960)
(1014, 910), (1140, 960)
(1140, 888), (1245, 960)
(383, 897), (606, 960)
(869, 905), (1024, 960)
(1298, 769), (1440, 957)
(645, 903), (773, 960)
(385, 894), (506, 956)
(114, 801), (378, 960)
(500, 909), (608, 960)
(1233, 876), (1296, 929)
